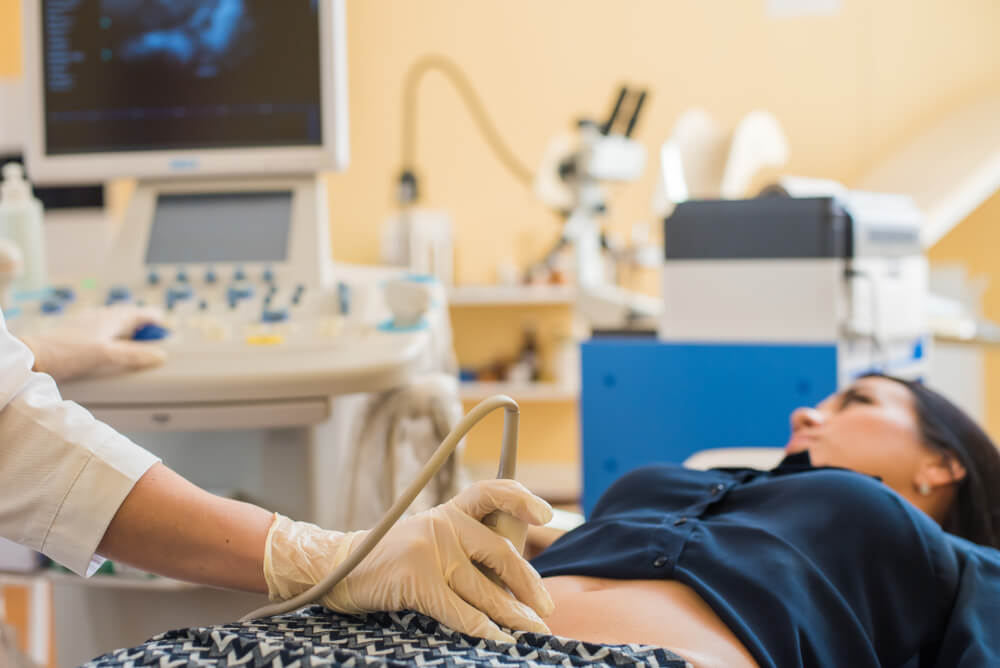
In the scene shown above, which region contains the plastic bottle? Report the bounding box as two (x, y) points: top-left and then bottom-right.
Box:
(0, 163), (47, 292)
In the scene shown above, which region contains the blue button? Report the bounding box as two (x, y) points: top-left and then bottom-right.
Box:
(167, 284), (194, 301)
(233, 267), (247, 282)
(337, 282), (350, 315)
(261, 308), (289, 323)
(198, 299), (208, 311)
(227, 283), (254, 301)
(52, 286), (75, 302)
(176, 269), (189, 283)
(204, 269), (218, 284)
(40, 299), (64, 315)
(262, 268), (275, 283)
(107, 285), (132, 303)
(404, 273), (437, 284)
(132, 323), (169, 341)
(147, 272), (160, 286)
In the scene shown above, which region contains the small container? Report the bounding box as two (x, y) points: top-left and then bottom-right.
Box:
(0, 163), (47, 292)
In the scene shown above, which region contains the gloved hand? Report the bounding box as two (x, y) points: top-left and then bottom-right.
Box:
(21, 305), (167, 382)
(265, 479), (556, 643)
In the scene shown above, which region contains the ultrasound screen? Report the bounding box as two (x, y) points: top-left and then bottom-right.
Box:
(42, 0), (322, 154)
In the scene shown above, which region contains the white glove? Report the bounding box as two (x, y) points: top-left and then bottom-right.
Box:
(265, 479), (556, 643)
(21, 305), (167, 382)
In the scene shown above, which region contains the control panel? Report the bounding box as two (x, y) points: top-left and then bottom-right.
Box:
(7, 176), (446, 408)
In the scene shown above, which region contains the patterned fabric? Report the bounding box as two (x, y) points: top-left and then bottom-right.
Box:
(83, 606), (691, 667)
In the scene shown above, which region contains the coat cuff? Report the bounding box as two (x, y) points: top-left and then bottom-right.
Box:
(41, 435), (159, 577)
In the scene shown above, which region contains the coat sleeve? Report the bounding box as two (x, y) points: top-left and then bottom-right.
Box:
(932, 537), (1000, 666)
(0, 309), (159, 575)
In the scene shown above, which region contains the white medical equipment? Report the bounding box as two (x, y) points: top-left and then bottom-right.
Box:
(661, 187), (929, 384)
(534, 87), (661, 330)
(14, 2), (464, 663)
(15, 0), (452, 530)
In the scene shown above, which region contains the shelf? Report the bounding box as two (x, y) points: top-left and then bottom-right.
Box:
(447, 284), (576, 306)
(459, 381), (578, 403)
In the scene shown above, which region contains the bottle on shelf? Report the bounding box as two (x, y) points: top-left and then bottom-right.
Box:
(0, 163), (47, 292)
(508, 323), (541, 383)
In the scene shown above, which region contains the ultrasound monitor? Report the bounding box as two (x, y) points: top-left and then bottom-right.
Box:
(22, 0), (348, 184)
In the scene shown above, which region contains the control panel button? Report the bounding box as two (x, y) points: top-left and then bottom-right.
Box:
(261, 308), (289, 323)
(166, 284), (194, 301)
(227, 283), (255, 301)
(132, 323), (169, 341)
(245, 334), (284, 346)
(40, 299), (65, 315)
(204, 268), (218, 284)
(51, 286), (75, 302)
(262, 267), (275, 283)
(106, 285), (132, 305)
(337, 282), (350, 315)
(233, 266), (247, 282)
(291, 283), (306, 306)
(147, 272), (160, 286)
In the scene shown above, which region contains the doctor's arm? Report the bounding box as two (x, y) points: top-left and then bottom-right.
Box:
(96, 462), (273, 592)
(99, 464), (556, 642)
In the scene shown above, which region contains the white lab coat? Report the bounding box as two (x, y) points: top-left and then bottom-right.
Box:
(0, 309), (159, 576)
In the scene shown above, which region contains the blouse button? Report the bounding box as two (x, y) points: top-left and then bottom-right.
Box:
(653, 556), (670, 568)
(710, 483), (725, 495)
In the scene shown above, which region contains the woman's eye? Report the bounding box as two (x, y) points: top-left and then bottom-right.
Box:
(839, 391), (872, 409)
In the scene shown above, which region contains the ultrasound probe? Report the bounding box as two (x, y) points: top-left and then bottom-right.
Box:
(241, 394), (527, 621)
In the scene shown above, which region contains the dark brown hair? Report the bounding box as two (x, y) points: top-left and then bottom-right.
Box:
(872, 374), (1000, 549)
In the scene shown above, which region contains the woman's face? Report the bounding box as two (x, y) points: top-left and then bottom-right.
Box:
(785, 377), (956, 511)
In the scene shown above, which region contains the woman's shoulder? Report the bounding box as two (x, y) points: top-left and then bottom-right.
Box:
(759, 466), (955, 571)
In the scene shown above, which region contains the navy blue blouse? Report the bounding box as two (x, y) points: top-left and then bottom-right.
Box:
(531, 452), (1000, 668)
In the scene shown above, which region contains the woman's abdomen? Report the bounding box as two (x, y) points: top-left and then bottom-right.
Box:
(542, 575), (759, 668)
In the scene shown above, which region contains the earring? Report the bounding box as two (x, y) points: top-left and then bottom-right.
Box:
(917, 482), (932, 496)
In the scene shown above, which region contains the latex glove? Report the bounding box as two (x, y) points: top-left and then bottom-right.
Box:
(265, 479), (556, 643)
(21, 305), (167, 382)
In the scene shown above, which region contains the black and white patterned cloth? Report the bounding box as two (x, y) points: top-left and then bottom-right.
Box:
(83, 606), (691, 667)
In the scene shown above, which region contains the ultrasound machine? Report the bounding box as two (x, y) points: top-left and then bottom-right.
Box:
(13, 2), (454, 662)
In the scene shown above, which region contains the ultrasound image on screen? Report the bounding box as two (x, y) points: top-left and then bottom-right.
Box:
(42, 0), (322, 155)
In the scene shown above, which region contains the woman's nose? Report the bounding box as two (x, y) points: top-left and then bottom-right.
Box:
(790, 407), (824, 432)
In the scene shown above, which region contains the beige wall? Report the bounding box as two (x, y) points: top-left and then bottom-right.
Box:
(928, 191), (1000, 437)
(327, 0), (1000, 277)
(3, 0), (999, 460)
